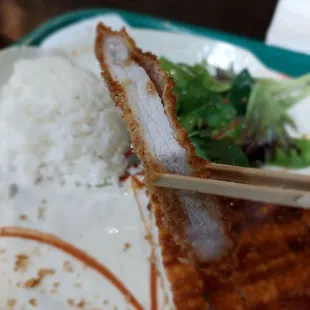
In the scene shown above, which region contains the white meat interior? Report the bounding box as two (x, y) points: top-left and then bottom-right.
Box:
(103, 36), (231, 260)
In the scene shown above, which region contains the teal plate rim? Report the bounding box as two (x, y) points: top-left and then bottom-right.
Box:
(15, 8), (310, 77)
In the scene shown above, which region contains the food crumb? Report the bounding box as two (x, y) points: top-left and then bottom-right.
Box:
(144, 233), (152, 242)
(0, 249), (5, 255)
(41, 198), (47, 204)
(103, 300), (109, 305)
(14, 254), (29, 272)
(53, 281), (60, 288)
(122, 78), (132, 86)
(73, 282), (82, 288)
(63, 260), (73, 272)
(7, 299), (16, 307)
(19, 214), (28, 221)
(23, 278), (41, 289)
(37, 268), (55, 277)
(24, 268), (55, 288)
(123, 242), (131, 252)
(76, 298), (86, 308)
(34, 175), (42, 185)
(67, 298), (75, 307)
(28, 298), (37, 307)
(2, 256), (7, 263)
(146, 81), (157, 96)
(9, 183), (19, 198)
(38, 207), (46, 220)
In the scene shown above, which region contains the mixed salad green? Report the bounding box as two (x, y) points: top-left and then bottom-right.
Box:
(160, 58), (310, 168)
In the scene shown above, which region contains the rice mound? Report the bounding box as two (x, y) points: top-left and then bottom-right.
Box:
(0, 55), (130, 186)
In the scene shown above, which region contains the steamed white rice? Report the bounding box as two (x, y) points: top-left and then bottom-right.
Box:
(0, 55), (129, 186)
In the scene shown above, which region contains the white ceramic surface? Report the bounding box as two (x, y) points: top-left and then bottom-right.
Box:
(0, 46), (172, 310)
(1, 14), (310, 310)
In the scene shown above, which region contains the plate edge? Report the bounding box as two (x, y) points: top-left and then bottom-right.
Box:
(14, 8), (310, 76)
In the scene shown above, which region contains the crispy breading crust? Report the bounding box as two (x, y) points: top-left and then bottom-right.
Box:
(195, 200), (310, 309)
(95, 23), (231, 261)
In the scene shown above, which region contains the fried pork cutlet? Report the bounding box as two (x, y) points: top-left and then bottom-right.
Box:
(95, 23), (232, 261)
(95, 23), (310, 310)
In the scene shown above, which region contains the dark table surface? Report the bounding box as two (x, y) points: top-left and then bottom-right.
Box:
(0, 0), (278, 48)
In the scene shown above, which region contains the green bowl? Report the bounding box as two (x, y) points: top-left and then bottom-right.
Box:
(16, 8), (310, 77)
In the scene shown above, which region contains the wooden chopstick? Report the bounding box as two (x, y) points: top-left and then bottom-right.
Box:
(207, 163), (310, 191)
(151, 163), (310, 209)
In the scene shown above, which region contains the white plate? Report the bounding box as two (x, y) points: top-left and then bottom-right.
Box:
(1, 14), (310, 310)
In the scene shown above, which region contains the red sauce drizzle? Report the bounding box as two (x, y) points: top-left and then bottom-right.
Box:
(131, 177), (150, 236)
(0, 172), (161, 310)
(131, 175), (158, 310)
(150, 248), (158, 310)
(0, 226), (144, 310)
(119, 172), (130, 182)
(132, 176), (145, 190)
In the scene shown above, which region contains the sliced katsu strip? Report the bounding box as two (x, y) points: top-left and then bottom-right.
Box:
(95, 23), (233, 262)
